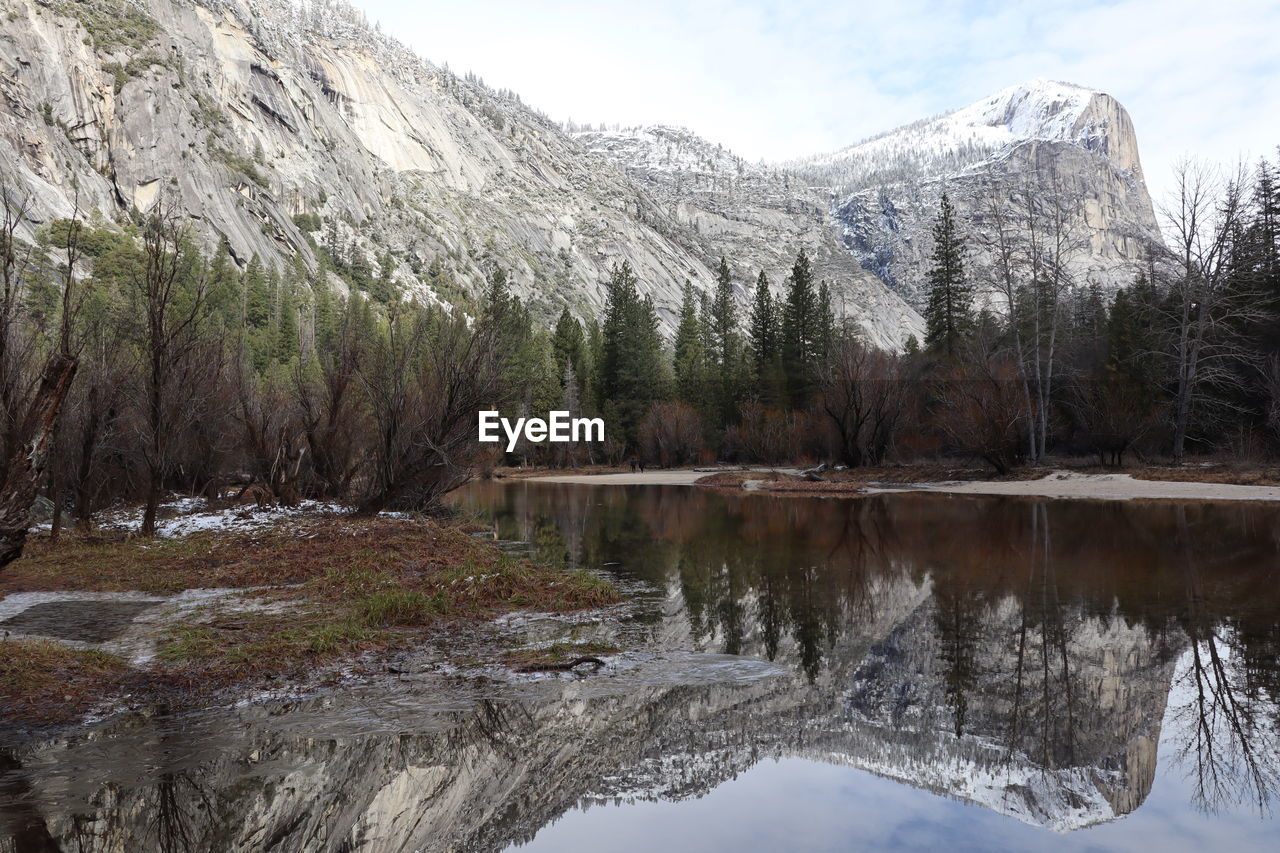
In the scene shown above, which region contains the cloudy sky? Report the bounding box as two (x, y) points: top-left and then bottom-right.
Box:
(356, 0), (1279, 202)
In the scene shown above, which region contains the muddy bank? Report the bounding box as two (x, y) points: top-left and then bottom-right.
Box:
(0, 502), (625, 731)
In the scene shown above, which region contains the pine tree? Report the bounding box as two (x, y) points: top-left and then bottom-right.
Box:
(1256, 158), (1278, 291)
(551, 307), (587, 388)
(673, 280), (709, 412)
(749, 270), (777, 372)
(710, 257), (742, 425)
(262, 266), (283, 369)
(372, 250), (396, 304)
(711, 257), (737, 365)
(749, 271), (786, 406)
(515, 332), (561, 438)
(585, 319), (604, 412)
(244, 255), (270, 330)
(1106, 272), (1163, 401)
(815, 280), (836, 363)
(275, 276), (299, 363)
(482, 266), (511, 317)
(242, 257), (276, 371)
(208, 240), (241, 331)
(923, 193), (972, 358)
(780, 250), (818, 407)
(698, 291), (716, 372)
(313, 276), (336, 355)
(600, 262), (666, 448)
(481, 266), (531, 366)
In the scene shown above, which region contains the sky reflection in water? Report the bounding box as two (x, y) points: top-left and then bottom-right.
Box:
(461, 483), (1280, 853)
(2, 483), (1278, 852)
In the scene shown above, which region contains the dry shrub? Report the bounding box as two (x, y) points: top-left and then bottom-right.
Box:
(640, 400), (703, 467)
(929, 359), (1027, 475)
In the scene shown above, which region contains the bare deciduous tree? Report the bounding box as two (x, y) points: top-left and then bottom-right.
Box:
(1063, 372), (1160, 466)
(295, 294), (369, 499)
(980, 161), (1088, 461)
(1159, 160), (1267, 459)
(930, 329), (1026, 475)
(355, 307), (506, 515)
(129, 197), (214, 536)
(818, 333), (902, 467)
(1169, 506), (1280, 813)
(640, 400), (703, 467)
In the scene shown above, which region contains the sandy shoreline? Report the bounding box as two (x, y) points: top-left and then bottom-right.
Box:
(875, 471), (1280, 502)
(529, 468), (798, 486)
(523, 468), (1280, 502)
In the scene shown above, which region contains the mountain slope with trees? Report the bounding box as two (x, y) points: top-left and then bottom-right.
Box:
(0, 0), (922, 347)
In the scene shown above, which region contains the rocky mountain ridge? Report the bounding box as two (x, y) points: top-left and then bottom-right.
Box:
(815, 79), (1163, 303)
(0, 2), (1161, 349)
(0, 0), (922, 347)
(571, 123), (920, 349)
(584, 79), (1163, 309)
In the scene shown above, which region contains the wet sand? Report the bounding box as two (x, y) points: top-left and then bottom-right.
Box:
(528, 469), (1280, 501)
(532, 469), (724, 486)
(530, 468), (796, 486)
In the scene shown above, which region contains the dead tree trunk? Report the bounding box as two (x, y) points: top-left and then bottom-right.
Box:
(0, 353), (78, 569)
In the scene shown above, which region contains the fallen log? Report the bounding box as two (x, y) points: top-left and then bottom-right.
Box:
(515, 656), (606, 673)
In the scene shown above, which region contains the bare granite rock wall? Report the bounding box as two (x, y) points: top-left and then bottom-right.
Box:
(0, 0), (922, 345)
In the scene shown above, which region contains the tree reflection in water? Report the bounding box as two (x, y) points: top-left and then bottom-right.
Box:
(1169, 505), (1280, 814)
(467, 484), (1280, 815)
(0, 485), (1277, 851)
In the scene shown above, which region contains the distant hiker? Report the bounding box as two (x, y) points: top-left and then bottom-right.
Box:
(629, 457), (637, 472)
(638, 458), (646, 472)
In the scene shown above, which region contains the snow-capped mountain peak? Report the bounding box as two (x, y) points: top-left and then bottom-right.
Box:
(950, 78), (1099, 143)
(791, 78), (1143, 197)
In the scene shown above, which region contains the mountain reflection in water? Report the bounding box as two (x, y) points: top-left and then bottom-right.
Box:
(2, 484), (1278, 852)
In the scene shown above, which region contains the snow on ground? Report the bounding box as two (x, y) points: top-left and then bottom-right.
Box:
(41, 496), (355, 539)
(149, 499), (348, 538)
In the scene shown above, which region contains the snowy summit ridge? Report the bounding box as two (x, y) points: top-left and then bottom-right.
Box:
(578, 77), (1160, 310)
(792, 78), (1144, 196)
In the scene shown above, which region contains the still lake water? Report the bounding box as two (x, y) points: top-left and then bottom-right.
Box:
(3, 482), (1280, 852)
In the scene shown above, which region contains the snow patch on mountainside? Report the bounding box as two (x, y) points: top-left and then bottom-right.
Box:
(792, 79), (1110, 195)
(572, 125), (766, 181)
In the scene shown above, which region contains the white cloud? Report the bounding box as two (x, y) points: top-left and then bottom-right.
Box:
(355, 0), (1280, 201)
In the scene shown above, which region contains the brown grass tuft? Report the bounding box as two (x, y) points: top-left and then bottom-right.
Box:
(0, 640), (128, 726)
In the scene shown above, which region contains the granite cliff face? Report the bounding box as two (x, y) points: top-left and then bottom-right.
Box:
(571, 125), (923, 350)
(793, 79), (1163, 304)
(0, 3), (1157, 347)
(0, 0), (701, 324)
(0, 0), (924, 346)
(580, 81), (1162, 319)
